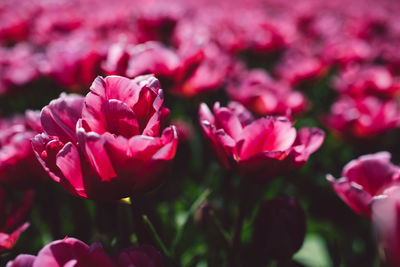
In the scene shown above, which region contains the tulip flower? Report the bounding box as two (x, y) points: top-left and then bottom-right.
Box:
(32, 75), (178, 200)
(199, 102), (324, 181)
(324, 96), (400, 139)
(0, 186), (34, 253)
(327, 152), (400, 218)
(372, 185), (400, 266)
(226, 68), (307, 116)
(0, 111), (46, 189)
(332, 65), (400, 98)
(6, 237), (115, 267)
(103, 41), (180, 81)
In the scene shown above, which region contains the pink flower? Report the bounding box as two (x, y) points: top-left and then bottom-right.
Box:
(327, 152), (400, 218)
(372, 185), (400, 266)
(275, 48), (326, 86)
(103, 41), (180, 81)
(40, 34), (104, 91)
(6, 237), (115, 267)
(172, 43), (231, 97)
(226, 68), (307, 116)
(7, 239), (163, 267)
(32, 75), (178, 200)
(0, 186), (34, 254)
(322, 38), (372, 67)
(199, 102), (324, 181)
(332, 65), (400, 98)
(324, 96), (400, 139)
(0, 111), (46, 189)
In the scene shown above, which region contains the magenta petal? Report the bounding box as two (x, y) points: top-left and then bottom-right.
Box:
(342, 152), (400, 196)
(152, 126), (178, 160)
(200, 120), (234, 169)
(327, 175), (372, 217)
(82, 243), (115, 267)
(31, 134), (64, 183)
(82, 76), (141, 134)
(237, 117), (295, 160)
(142, 88), (165, 136)
(199, 103), (215, 124)
(213, 103), (243, 141)
(40, 93), (84, 143)
(3, 190), (34, 233)
(0, 222), (29, 253)
(6, 254), (36, 267)
(76, 126), (117, 182)
(32, 238), (89, 267)
(104, 99), (140, 137)
(55, 142), (86, 198)
(291, 128), (325, 164)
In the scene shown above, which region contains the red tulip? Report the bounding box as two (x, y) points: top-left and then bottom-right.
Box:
(6, 237), (115, 267)
(0, 111), (46, 189)
(199, 102), (324, 181)
(32, 75), (178, 200)
(171, 42), (231, 97)
(40, 34), (104, 91)
(0, 186), (34, 254)
(275, 48), (325, 86)
(226, 68), (307, 116)
(333, 65), (400, 98)
(324, 96), (400, 139)
(327, 152), (400, 218)
(103, 41), (180, 81)
(322, 38), (372, 67)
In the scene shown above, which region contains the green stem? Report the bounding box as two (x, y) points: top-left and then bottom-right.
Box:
(142, 215), (173, 258)
(172, 188), (212, 252)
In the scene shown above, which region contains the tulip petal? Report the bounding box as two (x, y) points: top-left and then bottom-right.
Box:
(31, 134), (64, 183)
(55, 142), (87, 198)
(327, 175), (372, 217)
(32, 238), (89, 267)
(213, 103), (243, 141)
(76, 126), (117, 182)
(6, 254), (36, 267)
(342, 152), (400, 196)
(237, 117), (296, 160)
(291, 128), (325, 165)
(40, 94), (84, 143)
(0, 222), (29, 253)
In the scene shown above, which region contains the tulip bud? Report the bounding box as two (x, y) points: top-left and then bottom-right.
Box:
(252, 197), (306, 261)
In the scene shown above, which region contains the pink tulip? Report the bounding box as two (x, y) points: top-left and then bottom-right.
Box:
(0, 186), (34, 254)
(324, 96), (400, 139)
(372, 185), (400, 266)
(32, 75), (178, 200)
(327, 152), (400, 218)
(199, 102), (324, 181)
(0, 111), (46, 189)
(6, 237), (115, 267)
(332, 65), (400, 98)
(226, 68), (307, 116)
